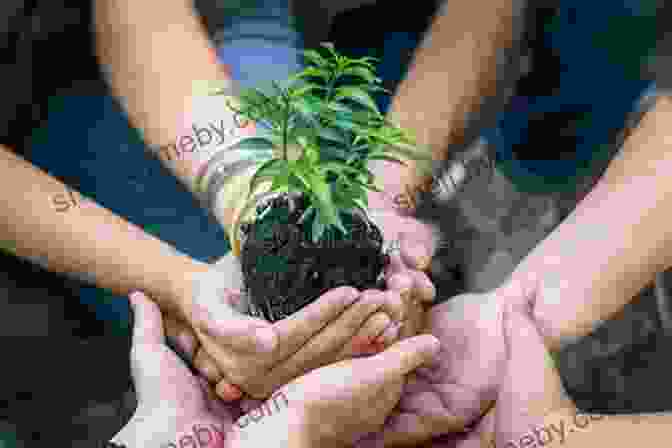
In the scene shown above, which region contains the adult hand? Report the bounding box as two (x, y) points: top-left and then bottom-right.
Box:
(276, 333), (442, 448)
(111, 290), (240, 448)
(358, 287), (514, 447)
(368, 188), (441, 339)
(430, 296), (576, 448)
(171, 253), (409, 402)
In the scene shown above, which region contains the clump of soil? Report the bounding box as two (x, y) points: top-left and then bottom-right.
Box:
(240, 193), (389, 322)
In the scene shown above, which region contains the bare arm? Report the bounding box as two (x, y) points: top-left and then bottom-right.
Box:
(94, 0), (253, 226)
(527, 410), (672, 448)
(370, 0), (520, 209)
(505, 96), (672, 350)
(0, 144), (207, 317)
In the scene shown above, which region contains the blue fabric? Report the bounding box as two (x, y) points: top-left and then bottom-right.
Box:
(28, 3), (303, 328)
(366, 1), (657, 192)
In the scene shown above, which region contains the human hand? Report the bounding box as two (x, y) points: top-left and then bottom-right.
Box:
(272, 333), (441, 448)
(368, 188), (441, 339)
(171, 253), (408, 402)
(358, 287), (513, 447)
(431, 296), (576, 448)
(110, 291), (240, 448)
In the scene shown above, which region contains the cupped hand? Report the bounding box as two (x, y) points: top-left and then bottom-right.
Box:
(112, 291), (241, 447)
(173, 253), (409, 402)
(280, 333), (441, 447)
(358, 288), (511, 447)
(429, 295), (576, 448)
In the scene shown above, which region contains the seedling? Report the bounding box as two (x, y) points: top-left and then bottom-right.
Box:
(213, 43), (431, 321)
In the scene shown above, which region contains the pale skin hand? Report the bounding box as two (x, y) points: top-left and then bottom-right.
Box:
(95, 0), (412, 402)
(362, 97), (672, 446)
(433, 297), (672, 448)
(274, 333), (441, 448)
(111, 291), (240, 448)
(116, 290), (439, 448)
(168, 254), (410, 402)
(0, 143), (404, 408)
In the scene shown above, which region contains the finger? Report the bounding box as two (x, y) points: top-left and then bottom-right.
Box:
(357, 412), (452, 448)
(255, 290), (392, 397)
(215, 378), (244, 402)
(164, 317), (199, 361)
(386, 272), (414, 301)
(385, 251), (409, 278)
(197, 289), (277, 353)
(369, 334), (440, 378)
(194, 347), (224, 383)
(399, 232), (433, 271)
(341, 311), (393, 357)
(407, 270), (436, 304)
(497, 304), (572, 443)
(273, 286), (360, 356)
(129, 291), (165, 346)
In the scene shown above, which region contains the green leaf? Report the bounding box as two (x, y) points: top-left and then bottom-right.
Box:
(302, 49), (329, 67)
(319, 42), (339, 58)
(290, 83), (326, 98)
(386, 142), (433, 160)
(307, 171), (346, 235)
(317, 126), (347, 145)
(289, 67), (330, 82)
(318, 161), (362, 177)
(343, 55), (378, 69)
(319, 145), (349, 162)
(334, 86), (380, 114)
(366, 153), (409, 166)
(227, 136), (276, 154)
(338, 66), (377, 83)
(312, 212), (327, 243)
(247, 159), (289, 199)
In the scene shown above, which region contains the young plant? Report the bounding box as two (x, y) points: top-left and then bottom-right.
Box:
(218, 43), (432, 246)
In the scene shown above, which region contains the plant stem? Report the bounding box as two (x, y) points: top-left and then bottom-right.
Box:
(282, 93), (288, 161)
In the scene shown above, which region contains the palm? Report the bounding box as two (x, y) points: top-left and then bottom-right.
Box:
(362, 292), (507, 446)
(131, 325), (239, 432)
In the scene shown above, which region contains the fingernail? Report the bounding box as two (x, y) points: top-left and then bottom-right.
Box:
(254, 327), (277, 352)
(217, 382), (243, 401)
(416, 255), (431, 271)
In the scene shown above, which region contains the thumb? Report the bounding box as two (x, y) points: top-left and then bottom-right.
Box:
(369, 334), (441, 378)
(496, 304), (573, 444)
(192, 266), (277, 353)
(398, 231), (436, 272)
(129, 290), (166, 346)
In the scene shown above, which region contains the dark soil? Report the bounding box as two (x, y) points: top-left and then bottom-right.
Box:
(240, 193), (389, 322)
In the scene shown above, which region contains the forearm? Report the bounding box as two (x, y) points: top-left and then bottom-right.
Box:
(94, 0), (243, 199)
(0, 145), (207, 315)
(371, 0), (519, 203)
(519, 409), (672, 448)
(506, 96), (672, 351)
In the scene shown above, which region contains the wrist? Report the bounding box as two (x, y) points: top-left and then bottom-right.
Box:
(162, 257), (212, 322)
